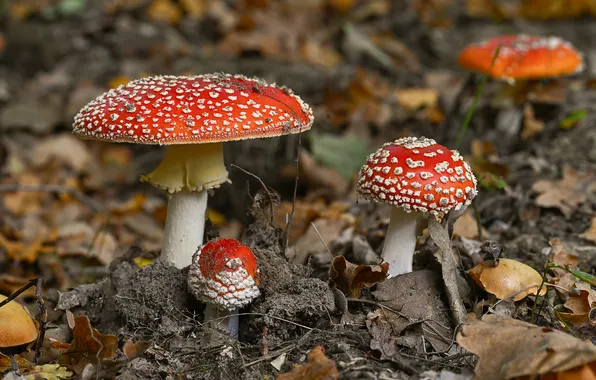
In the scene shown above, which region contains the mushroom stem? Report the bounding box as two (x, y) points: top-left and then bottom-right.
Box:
(161, 191), (208, 268)
(142, 143), (230, 268)
(203, 305), (240, 338)
(382, 207), (421, 278)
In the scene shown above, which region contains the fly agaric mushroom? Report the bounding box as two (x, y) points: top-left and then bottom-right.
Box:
(187, 237), (260, 338)
(458, 35), (584, 82)
(357, 137), (477, 278)
(73, 73), (313, 268)
(458, 35), (584, 142)
(0, 294), (38, 372)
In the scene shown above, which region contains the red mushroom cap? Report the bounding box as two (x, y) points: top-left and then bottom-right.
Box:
(73, 73), (313, 144)
(188, 237), (260, 311)
(458, 35), (584, 81)
(357, 137), (477, 216)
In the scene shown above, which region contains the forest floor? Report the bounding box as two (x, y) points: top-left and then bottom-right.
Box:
(1, 1), (596, 379)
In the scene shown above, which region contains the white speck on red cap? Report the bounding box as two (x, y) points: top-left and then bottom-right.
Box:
(73, 73), (314, 144)
(357, 137), (477, 216)
(188, 237), (260, 311)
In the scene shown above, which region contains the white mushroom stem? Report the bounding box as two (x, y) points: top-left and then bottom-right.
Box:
(161, 191), (208, 269)
(141, 143), (229, 268)
(382, 207), (422, 278)
(203, 305), (240, 338)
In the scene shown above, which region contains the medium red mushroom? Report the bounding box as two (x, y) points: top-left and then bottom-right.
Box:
(73, 73), (314, 268)
(357, 137), (477, 277)
(187, 237), (260, 337)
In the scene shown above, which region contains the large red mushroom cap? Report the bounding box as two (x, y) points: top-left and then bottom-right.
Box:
(458, 35), (584, 81)
(188, 237), (260, 311)
(73, 73), (314, 144)
(357, 137), (477, 216)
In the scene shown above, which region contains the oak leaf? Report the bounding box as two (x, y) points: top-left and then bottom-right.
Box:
(276, 346), (338, 380)
(329, 256), (388, 298)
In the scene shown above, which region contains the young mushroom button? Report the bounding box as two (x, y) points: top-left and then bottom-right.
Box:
(72, 73), (314, 269)
(188, 237), (260, 338)
(357, 137), (477, 278)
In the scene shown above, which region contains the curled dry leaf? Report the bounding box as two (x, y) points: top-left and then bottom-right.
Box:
(0, 354), (34, 372)
(532, 167), (595, 218)
(52, 315), (117, 375)
(457, 314), (596, 380)
(558, 282), (596, 326)
(468, 258), (546, 301)
(329, 256), (389, 298)
(580, 216), (596, 243)
(123, 339), (151, 360)
(276, 346), (339, 380)
(550, 238), (579, 278)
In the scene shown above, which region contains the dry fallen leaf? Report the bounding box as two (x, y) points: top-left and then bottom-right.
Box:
(580, 216), (596, 243)
(0, 354), (34, 372)
(521, 0), (589, 19)
(122, 339), (150, 360)
(452, 210), (488, 240)
(466, 139), (509, 187)
(329, 256), (389, 298)
(276, 346), (339, 380)
(52, 315), (118, 375)
(550, 238), (579, 278)
(558, 281), (596, 326)
(468, 258), (546, 301)
(394, 88), (439, 111)
(365, 309), (398, 360)
(146, 0), (182, 24)
(457, 314), (596, 380)
(533, 167), (595, 218)
(522, 103), (545, 140)
(23, 363), (74, 379)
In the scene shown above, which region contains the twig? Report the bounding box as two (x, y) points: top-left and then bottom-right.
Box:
(310, 221), (332, 256)
(0, 184), (103, 212)
(428, 218), (467, 326)
(284, 135), (302, 254)
(230, 164), (275, 224)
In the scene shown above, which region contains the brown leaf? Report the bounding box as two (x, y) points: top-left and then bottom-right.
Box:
(533, 167), (595, 218)
(522, 103), (545, 140)
(550, 238), (579, 278)
(0, 354), (34, 372)
(467, 258), (546, 301)
(452, 210), (488, 240)
(122, 339), (150, 360)
(558, 282), (596, 326)
(53, 315), (118, 375)
(365, 309), (398, 360)
(466, 139), (509, 187)
(394, 88), (439, 111)
(580, 216), (596, 243)
(521, 0), (589, 20)
(457, 314), (596, 380)
(329, 256), (389, 298)
(146, 0), (182, 24)
(276, 346), (339, 380)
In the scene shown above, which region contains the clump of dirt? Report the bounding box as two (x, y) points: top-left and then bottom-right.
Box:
(243, 221), (336, 344)
(58, 254), (194, 338)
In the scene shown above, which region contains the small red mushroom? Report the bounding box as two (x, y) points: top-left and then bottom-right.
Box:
(458, 35), (584, 82)
(188, 237), (260, 337)
(73, 73), (314, 268)
(357, 137), (477, 277)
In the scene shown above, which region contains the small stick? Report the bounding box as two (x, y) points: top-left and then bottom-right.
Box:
(230, 164), (275, 224)
(33, 278), (47, 364)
